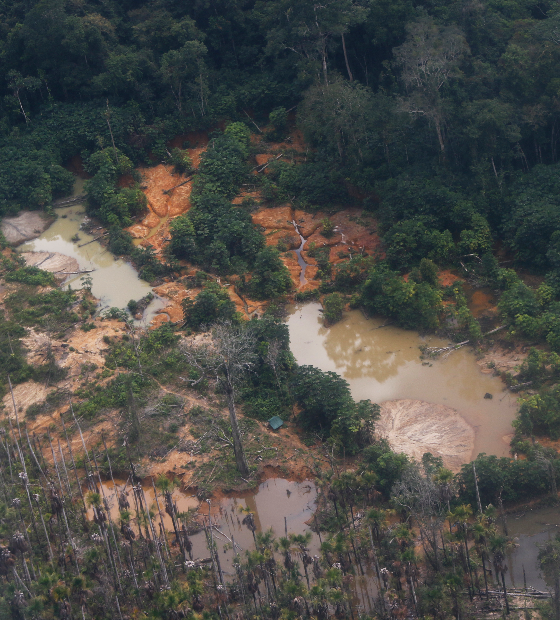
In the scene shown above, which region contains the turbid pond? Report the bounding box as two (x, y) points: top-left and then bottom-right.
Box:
(505, 505), (560, 590)
(20, 179), (165, 321)
(287, 302), (519, 462)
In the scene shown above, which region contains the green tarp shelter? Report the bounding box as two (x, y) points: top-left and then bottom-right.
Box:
(268, 415), (283, 430)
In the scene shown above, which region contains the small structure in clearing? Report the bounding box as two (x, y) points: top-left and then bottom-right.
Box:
(268, 416), (284, 430)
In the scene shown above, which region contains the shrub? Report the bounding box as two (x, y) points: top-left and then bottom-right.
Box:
(182, 282), (238, 330)
(323, 293), (344, 324)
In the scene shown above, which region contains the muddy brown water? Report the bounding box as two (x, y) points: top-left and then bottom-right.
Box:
(505, 506), (560, 590)
(89, 477), (377, 609)
(287, 303), (519, 460)
(19, 179), (166, 322)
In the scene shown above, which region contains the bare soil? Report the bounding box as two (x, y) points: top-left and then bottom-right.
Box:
(1, 211), (53, 246)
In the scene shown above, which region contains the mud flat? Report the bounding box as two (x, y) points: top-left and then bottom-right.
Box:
(1, 211), (52, 245)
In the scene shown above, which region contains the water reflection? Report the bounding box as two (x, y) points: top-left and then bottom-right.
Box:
(505, 506), (560, 590)
(287, 303), (519, 459)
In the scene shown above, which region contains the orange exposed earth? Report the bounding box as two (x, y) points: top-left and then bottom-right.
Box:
(123, 130), (384, 323)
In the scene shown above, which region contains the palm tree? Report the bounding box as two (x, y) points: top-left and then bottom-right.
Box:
(472, 513), (495, 598)
(434, 468), (454, 514)
(156, 475), (185, 561)
(490, 535), (512, 614)
(448, 504), (475, 597)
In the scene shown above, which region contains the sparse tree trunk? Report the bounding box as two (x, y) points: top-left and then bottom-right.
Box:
(225, 386), (249, 477)
(341, 34), (353, 81)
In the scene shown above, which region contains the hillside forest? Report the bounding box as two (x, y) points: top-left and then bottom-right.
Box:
(1, 1), (560, 620)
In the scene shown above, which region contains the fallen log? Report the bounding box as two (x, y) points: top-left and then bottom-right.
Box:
(53, 194), (86, 207)
(162, 171), (197, 195)
(54, 269), (95, 275)
(509, 381), (533, 392)
(251, 153), (283, 173)
(78, 233), (108, 247)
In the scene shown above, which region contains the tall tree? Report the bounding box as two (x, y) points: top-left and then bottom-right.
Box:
(182, 321), (256, 476)
(255, 0), (368, 85)
(393, 16), (468, 155)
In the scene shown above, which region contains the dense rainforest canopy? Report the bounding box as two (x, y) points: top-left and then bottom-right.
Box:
(3, 3), (560, 620)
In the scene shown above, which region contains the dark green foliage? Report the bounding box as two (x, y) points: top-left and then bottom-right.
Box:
(242, 315), (293, 421)
(169, 215), (196, 260)
(291, 365), (377, 454)
(457, 453), (555, 506)
(247, 247), (292, 299)
(383, 219), (456, 271)
(182, 282), (238, 331)
(322, 292), (344, 324)
(85, 148), (146, 226)
(169, 129), (268, 278)
(361, 262), (443, 330)
(505, 164), (560, 271)
(362, 440), (410, 498)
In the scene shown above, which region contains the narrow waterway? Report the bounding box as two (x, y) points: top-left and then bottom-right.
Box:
(287, 303), (519, 460)
(292, 219), (308, 285)
(20, 179), (166, 321)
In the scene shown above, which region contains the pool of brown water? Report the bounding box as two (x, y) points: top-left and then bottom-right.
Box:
(20, 179), (165, 322)
(504, 505), (560, 590)
(287, 303), (519, 460)
(89, 477), (378, 610)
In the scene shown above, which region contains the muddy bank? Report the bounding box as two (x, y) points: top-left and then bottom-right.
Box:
(21, 250), (79, 281)
(376, 399), (475, 472)
(1, 211), (53, 245)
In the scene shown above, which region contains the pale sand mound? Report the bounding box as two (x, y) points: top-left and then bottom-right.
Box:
(2, 212), (51, 245)
(376, 399), (475, 472)
(21, 251), (79, 280)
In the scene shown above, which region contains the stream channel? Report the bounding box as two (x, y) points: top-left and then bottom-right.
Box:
(19, 179), (165, 322)
(21, 187), (552, 591)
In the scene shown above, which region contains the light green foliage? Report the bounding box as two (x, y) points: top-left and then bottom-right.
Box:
(224, 122), (251, 158)
(321, 217), (335, 238)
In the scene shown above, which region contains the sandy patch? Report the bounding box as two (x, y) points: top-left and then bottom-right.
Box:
(376, 399), (475, 472)
(2, 212), (52, 246)
(21, 251), (79, 280)
(1, 380), (51, 417)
